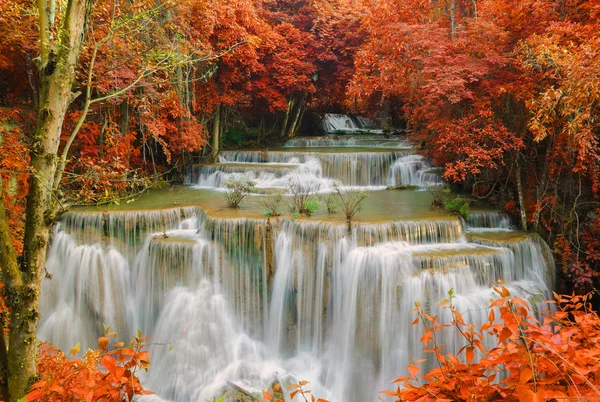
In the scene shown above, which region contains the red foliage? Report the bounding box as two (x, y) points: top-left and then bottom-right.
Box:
(0, 108), (31, 254)
(384, 287), (600, 401)
(25, 333), (152, 402)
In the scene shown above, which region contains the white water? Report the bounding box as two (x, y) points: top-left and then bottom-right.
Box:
(196, 158), (340, 192)
(203, 148), (434, 189)
(40, 119), (555, 402)
(39, 210), (554, 402)
(284, 136), (412, 148)
(465, 211), (513, 232)
(387, 154), (444, 187)
(321, 113), (383, 133)
(322, 113), (359, 133)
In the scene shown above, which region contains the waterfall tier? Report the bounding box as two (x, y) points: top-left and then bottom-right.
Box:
(41, 205), (554, 402)
(41, 121), (555, 402)
(284, 136), (411, 148)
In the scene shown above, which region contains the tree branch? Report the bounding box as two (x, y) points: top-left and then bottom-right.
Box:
(38, 0), (51, 67)
(53, 43), (98, 194)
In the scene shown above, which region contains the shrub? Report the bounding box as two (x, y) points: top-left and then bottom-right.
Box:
(224, 179), (256, 208)
(443, 195), (469, 219)
(384, 288), (600, 402)
(261, 194), (283, 217)
(430, 188), (469, 219)
(287, 175), (320, 216)
(26, 332), (151, 401)
(320, 193), (338, 214)
(332, 184), (369, 230)
(303, 199), (320, 215)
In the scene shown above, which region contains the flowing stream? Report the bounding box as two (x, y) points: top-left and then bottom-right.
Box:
(39, 130), (555, 402)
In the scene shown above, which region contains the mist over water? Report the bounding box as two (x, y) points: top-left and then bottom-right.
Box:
(39, 126), (555, 402)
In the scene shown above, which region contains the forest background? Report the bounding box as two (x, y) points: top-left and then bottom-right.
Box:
(0, 0), (599, 400)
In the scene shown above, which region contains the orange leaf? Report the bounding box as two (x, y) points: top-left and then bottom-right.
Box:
(101, 355), (117, 375)
(98, 336), (109, 352)
(262, 390), (273, 401)
(24, 390), (44, 402)
(407, 365), (419, 378)
(520, 367), (533, 384)
(465, 346), (474, 364)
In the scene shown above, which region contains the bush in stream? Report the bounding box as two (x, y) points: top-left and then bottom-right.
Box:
(431, 188), (469, 219)
(287, 176), (320, 216)
(332, 184), (369, 230)
(261, 194), (283, 217)
(443, 195), (469, 219)
(320, 193), (338, 214)
(224, 179), (256, 208)
(25, 332), (152, 401)
(303, 199), (320, 215)
(382, 288), (600, 402)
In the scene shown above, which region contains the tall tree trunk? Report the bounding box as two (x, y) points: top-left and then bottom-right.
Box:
(287, 93), (306, 138)
(0, 1), (93, 400)
(516, 155), (528, 232)
(119, 99), (129, 136)
(258, 118), (264, 144)
(280, 98), (294, 137)
(211, 104), (221, 163)
(449, 1), (456, 40)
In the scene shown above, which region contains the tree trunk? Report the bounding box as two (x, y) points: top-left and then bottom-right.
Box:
(1, 0), (93, 400)
(280, 98), (294, 137)
(211, 104), (221, 163)
(516, 155), (528, 232)
(119, 99), (129, 136)
(449, 1), (456, 40)
(287, 93), (306, 138)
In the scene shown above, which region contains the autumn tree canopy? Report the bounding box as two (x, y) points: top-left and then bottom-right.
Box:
(0, 0), (600, 400)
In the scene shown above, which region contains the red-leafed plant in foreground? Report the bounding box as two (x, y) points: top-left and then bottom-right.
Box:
(261, 380), (329, 402)
(25, 331), (152, 402)
(383, 286), (600, 402)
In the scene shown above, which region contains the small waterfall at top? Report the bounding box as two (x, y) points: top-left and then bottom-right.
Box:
(39, 120), (556, 402)
(321, 113), (360, 133)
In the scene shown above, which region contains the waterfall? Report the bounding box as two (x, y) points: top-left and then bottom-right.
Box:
(321, 113), (360, 133)
(354, 116), (378, 129)
(387, 154), (445, 187)
(196, 158), (339, 191)
(40, 206), (554, 402)
(465, 211), (513, 231)
(40, 118), (555, 402)
(284, 135), (412, 148)
(215, 150), (415, 187)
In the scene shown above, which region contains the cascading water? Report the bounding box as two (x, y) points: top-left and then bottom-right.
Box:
(320, 113), (383, 133)
(321, 113), (359, 133)
(465, 211), (513, 231)
(40, 128), (556, 402)
(284, 135), (412, 148)
(387, 154), (445, 187)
